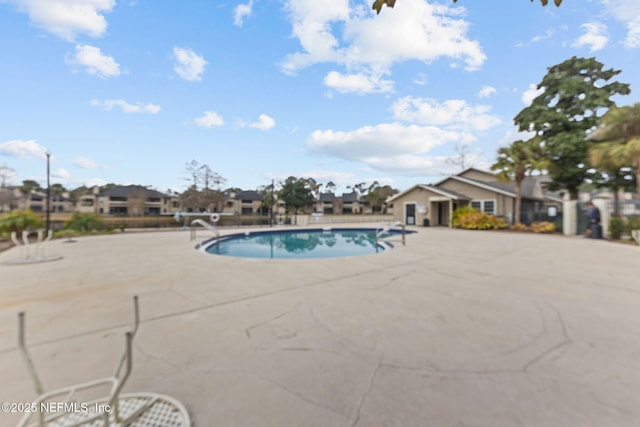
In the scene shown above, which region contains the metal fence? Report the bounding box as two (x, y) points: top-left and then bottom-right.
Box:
(520, 205), (563, 232)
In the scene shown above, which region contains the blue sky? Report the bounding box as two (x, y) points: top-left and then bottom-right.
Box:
(1, 0), (639, 195)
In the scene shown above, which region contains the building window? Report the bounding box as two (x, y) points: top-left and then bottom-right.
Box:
(484, 200), (495, 215)
(471, 200), (496, 214)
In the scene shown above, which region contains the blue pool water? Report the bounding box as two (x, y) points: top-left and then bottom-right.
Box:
(202, 228), (409, 259)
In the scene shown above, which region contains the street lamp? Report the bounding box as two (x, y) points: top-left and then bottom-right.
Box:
(46, 152), (51, 234)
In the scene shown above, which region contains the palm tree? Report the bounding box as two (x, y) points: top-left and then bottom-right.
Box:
(588, 103), (640, 198)
(588, 143), (634, 216)
(491, 138), (544, 225)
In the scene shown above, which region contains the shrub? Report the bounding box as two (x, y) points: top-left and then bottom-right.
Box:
(510, 223), (531, 231)
(0, 210), (44, 236)
(452, 206), (508, 230)
(65, 212), (103, 233)
(531, 221), (555, 233)
(609, 217), (625, 240)
(452, 205), (477, 224)
(625, 215), (640, 236)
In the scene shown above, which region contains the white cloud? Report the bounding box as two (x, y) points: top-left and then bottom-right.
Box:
(173, 47), (207, 82)
(245, 114), (276, 130)
(5, 0), (115, 41)
(391, 97), (501, 131)
(67, 44), (120, 78)
(521, 83), (544, 106)
(73, 156), (105, 169)
(53, 168), (70, 179)
(0, 139), (48, 160)
(477, 85), (496, 98)
(306, 122), (472, 176)
(532, 28), (555, 43)
(572, 22), (609, 52)
(90, 99), (161, 114)
(234, 0), (253, 27)
(601, 0), (640, 48)
(84, 178), (108, 187)
(281, 0), (485, 94)
(497, 128), (537, 148)
(324, 71), (394, 94)
(412, 73), (428, 86)
(194, 111), (225, 128)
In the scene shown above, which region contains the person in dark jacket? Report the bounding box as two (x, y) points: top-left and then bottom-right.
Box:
(586, 202), (601, 237)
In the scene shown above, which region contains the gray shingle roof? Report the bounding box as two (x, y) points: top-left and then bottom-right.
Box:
(236, 190), (264, 201)
(102, 185), (169, 199)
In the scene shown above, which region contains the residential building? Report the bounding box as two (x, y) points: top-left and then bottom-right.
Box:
(76, 185), (180, 216)
(387, 168), (563, 227)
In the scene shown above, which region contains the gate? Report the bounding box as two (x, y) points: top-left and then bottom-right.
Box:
(576, 202), (589, 235)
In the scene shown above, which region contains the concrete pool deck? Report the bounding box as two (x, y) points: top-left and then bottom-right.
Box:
(0, 226), (639, 426)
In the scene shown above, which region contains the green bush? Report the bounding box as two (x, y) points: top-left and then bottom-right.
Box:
(0, 210), (44, 236)
(626, 216), (640, 235)
(452, 206), (508, 230)
(65, 212), (103, 233)
(609, 217), (625, 240)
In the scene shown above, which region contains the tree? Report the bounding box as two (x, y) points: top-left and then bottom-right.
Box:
(48, 183), (67, 213)
(20, 179), (41, 196)
(587, 143), (635, 216)
(279, 177), (315, 214)
(373, 0), (561, 15)
(258, 182), (278, 216)
(325, 181), (337, 193)
(0, 210), (44, 235)
(184, 160), (201, 188)
(514, 56), (630, 199)
(588, 103), (640, 198)
(180, 160), (227, 212)
(445, 143), (480, 173)
(199, 164), (226, 191)
(0, 165), (15, 187)
(365, 182), (398, 213)
(491, 138), (544, 225)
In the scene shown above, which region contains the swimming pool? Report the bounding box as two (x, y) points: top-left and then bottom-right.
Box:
(201, 228), (410, 259)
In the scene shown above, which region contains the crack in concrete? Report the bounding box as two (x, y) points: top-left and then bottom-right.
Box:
(0, 258), (424, 354)
(134, 342), (179, 368)
(166, 286), (209, 308)
(522, 305), (571, 372)
(350, 359), (381, 427)
(245, 308), (296, 339)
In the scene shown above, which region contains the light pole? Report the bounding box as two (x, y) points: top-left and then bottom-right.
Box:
(46, 152), (51, 233)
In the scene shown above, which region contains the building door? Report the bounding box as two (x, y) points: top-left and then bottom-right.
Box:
(405, 203), (416, 225)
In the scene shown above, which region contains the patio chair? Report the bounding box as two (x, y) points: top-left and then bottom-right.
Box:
(16, 296), (191, 427)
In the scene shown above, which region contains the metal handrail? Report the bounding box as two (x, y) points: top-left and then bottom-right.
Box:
(375, 221), (406, 246)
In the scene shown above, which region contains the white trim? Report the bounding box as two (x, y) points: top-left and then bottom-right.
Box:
(387, 184), (468, 203)
(436, 176), (516, 198)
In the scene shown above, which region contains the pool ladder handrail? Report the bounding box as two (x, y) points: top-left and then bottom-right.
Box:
(189, 214), (220, 242)
(375, 221), (406, 245)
